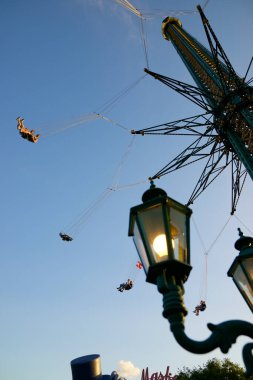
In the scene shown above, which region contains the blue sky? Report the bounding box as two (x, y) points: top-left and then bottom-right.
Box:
(1, 1), (253, 379)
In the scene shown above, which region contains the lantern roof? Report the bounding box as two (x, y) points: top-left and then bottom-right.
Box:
(142, 180), (167, 203)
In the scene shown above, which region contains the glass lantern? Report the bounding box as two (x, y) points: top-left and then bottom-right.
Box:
(129, 182), (192, 284)
(228, 230), (253, 312)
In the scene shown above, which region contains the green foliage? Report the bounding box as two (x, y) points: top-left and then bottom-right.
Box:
(176, 358), (253, 380)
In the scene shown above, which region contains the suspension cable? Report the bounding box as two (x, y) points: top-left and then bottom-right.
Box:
(139, 17), (149, 69)
(233, 214), (253, 235)
(192, 213), (232, 301)
(95, 74), (147, 115)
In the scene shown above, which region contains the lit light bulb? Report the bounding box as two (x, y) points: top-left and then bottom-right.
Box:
(153, 234), (168, 257)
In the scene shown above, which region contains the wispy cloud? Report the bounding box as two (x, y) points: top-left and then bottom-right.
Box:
(117, 360), (141, 379)
(73, 0), (139, 44)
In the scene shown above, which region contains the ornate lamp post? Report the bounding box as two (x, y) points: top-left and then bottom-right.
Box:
(129, 183), (253, 377)
(228, 229), (253, 313)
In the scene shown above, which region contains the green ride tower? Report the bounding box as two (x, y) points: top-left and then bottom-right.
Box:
(133, 6), (253, 213)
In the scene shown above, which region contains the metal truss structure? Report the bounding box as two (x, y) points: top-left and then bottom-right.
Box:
(132, 5), (253, 214)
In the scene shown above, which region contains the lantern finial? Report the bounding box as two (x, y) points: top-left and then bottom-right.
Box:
(238, 228), (244, 237)
(149, 178), (155, 189)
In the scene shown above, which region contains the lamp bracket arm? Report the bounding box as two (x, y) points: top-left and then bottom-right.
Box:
(170, 319), (253, 376)
(171, 319), (253, 353)
(157, 272), (253, 376)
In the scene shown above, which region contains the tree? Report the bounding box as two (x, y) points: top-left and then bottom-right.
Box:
(176, 358), (253, 380)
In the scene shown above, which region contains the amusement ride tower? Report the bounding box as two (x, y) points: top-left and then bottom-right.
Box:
(132, 5), (253, 214)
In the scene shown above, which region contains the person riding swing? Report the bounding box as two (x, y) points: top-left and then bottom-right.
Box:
(117, 279), (133, 292)
(17, 117), (41, 143)
(193, 300), (206, 316)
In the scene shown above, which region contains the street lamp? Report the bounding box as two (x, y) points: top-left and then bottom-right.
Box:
(129, 182), (253, 377)
(228, 228), (253, 313)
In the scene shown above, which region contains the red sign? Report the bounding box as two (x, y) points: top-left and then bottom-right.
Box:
(141, 366), (177, 380)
